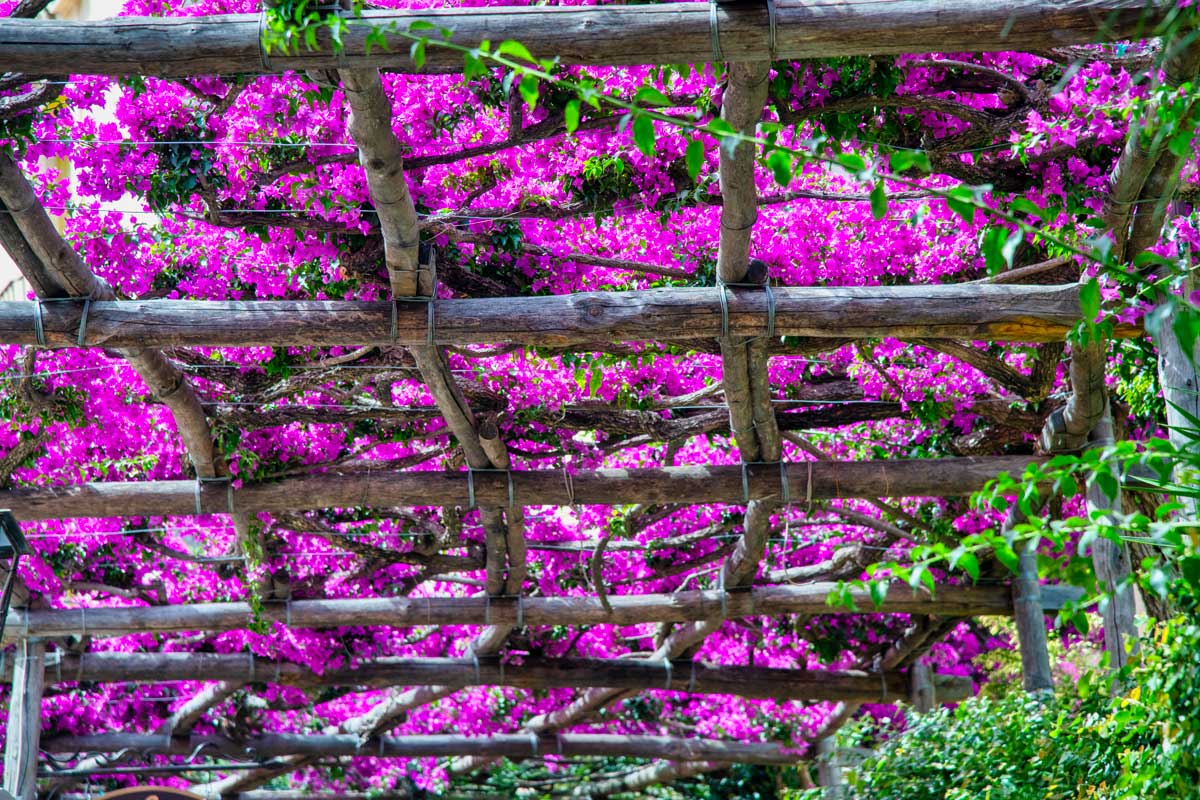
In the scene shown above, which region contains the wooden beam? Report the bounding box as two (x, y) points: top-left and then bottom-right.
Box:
(3, 639), (45, 800)
(41, 731), (802, 766)
(0, 1), (1165, 76)
(0, 456), (1044, 520)
(0, 284), (1111, 348)
(19, 652), (973, 703)
(2, 583), (1042, 643)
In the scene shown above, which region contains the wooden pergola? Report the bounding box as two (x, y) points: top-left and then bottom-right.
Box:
(0, 0), (1189, 797)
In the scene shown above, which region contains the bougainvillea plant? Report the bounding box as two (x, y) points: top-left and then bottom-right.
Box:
(2, 0), (1199, 797)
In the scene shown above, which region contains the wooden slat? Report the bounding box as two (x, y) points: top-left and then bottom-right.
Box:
(0, 456), (1045, 520)
(43, 731), (802, 766)
(0, 1), (1164, 76)
(21, 652), (973, 703)
(0, 284), (1104, 348)
(2, 583), (1038, 642)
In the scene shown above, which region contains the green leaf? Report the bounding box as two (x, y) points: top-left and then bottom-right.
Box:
(1181, 555), (1200, 590)
(766, 150), (793, 187)
(632, 114), (656, 157)
(634, 86), (672, 107)
(945, 186), (978, 225)
(1080, 277), (1101, 323)
(869, 182), (887, 220)
(409, 38), (426, 70)
(685, 138), (704, 181)
(564, 100), (581, 134)
(836, 152), (867, 173)
(496, 39), (534, 63)
(518, 72), (539, 109)
(868, 580), (888, 610)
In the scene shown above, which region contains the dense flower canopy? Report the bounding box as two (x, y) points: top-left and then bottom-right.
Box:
(0, 0), (1192, 795)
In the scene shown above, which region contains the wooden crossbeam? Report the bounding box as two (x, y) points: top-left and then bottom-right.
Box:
(41, 732), (803, 766)
(0, 284), (1111, 348)
(0, 1), (1164, 76)
(0, 582), (1079, 643)
(14, 652), (973, 703)
(0, 456), (1043, 520)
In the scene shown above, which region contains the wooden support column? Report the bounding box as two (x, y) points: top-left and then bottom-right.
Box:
(909, 661), (934, 713)
(1013, 529), (1053, 694)
(3, 638), (45, 800)
(1085, 407), (1139, 672)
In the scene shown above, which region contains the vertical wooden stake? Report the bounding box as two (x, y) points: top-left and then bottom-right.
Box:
(1013, 537), (1054, 693)
(816, 736), (843, 799)
(3, 638), (45, 800)
(1086, 406), (1138, 674)
(909, 661), (934, 713)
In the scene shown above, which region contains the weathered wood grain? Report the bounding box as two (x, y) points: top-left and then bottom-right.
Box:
(21, 652), (973, 703)
(0, 284), (1118, 348)
(0, 1), (1166, 76)
(2, 582), (1033, 642)
(0, 456), (1043, 520)
(41, 731), (802, 765)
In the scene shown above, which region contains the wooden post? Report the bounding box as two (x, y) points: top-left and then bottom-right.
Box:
(3, 638), (45, 800)
(909, 661), (934, 713)
(816, 736), (843, 799)
(1013, 534), (1054, 693)
(1085, 407), (1139, 672)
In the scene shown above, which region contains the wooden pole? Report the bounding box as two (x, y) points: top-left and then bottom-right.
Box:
(1012, 520), (1054, 693)
(0, 455), (1045, 521)
(1085, 407), (1139, 672)
(0, 284), (1112, 348)
(3, 639), (46, 800)
(40, 731), (803, 766)
(18, 652), (973, 703)
(0, 1), (1166, 76)
(2, 582), (1051, 643)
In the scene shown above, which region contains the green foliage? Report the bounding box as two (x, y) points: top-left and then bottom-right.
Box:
(261, 0), (363, 56)
(564, 153), (638, 211)
(821, 581), (1200, 800)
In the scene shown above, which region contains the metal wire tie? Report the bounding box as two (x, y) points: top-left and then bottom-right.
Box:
(472, 651), (481, 684)
(779, 461), (791, 505)
(766, 0), (777, 57)
(32, 299), (45, 346)
(709, 0), (723, 63)
(516, 595), (524, 627)
(764, 281), (775, 338)
(717, 282), (731, 338)
(257, 8), (274, 72)
(467, 468), (476, 510)
(529, 731), (539, 756)
(718, 568), (728, 619)
(806, 460), (814, 510)
(741, 462), (750, 505)
(483, 594), (491, 625)
(390, 295), (436, 346)
(660, 658), (673, 690)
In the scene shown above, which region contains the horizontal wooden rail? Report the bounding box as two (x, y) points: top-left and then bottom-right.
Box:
(16, 652), (973, 703)
(41, 731), (802, 765)
(1, 456), (1041, 520)
(0, 285), (1113, 347)
(0, 1), (1165, 76)
(2, 582), (1082, 642)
